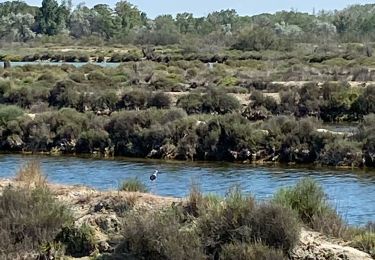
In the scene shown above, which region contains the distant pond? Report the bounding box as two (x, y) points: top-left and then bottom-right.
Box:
(0, 61), (121, 68)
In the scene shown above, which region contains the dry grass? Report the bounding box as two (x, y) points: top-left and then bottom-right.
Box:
(15, 160), (47, 187)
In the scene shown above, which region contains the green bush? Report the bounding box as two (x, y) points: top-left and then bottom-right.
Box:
(274, 178), (329, 224)
(76, 129), (110, 154)
(318, 140), (363, 167)
(55, 224), (96, 257)
(49, 80), (79, 108)
(114, 210), (204, 260)
(232, 27), (277, 51)
(0, 186), (73, 256)
(198, 187), (299, 257)
(149, 92), (171, 109)
(177, 93), (204, 114)
(119, 178), (148, 193)
(0, 105), (24, 125)
(273, 178), (347, 237)
(118, 90), (151, 110)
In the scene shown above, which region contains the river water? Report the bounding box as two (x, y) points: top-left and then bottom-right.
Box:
(0, 154), (374, 226)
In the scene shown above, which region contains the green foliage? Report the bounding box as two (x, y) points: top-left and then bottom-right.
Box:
(0, 186), (73, 256)
(273, 178), (348, 237)
(119, 178), (148, 192)
(318, 139), (363, 167)
(55, 225), (96, 257)
(197, 187), (299, 256)
(232, 27), (278, 51)
(274, 178), (330, 224)
(36, 0), (67, 36)
(149, 92), (171, 109)
(114, 210), (204, 260)
(0, 105), (24, 125)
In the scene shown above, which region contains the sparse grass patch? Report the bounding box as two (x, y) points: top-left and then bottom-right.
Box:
(351, 232), (375, 258)
(220, 242), (286, 260)
(118, 178), (148, 193)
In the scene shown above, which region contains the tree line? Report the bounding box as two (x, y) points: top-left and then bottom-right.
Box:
(1, 0), (375, 47)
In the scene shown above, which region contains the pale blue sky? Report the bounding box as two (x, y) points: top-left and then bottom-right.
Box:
(10, 0), (375, 18)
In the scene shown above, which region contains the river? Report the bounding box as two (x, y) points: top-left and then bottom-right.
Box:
(0, 154), (374, 226)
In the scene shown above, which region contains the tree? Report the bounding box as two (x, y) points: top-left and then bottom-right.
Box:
(176, 12), (195, 34)
(0, 13), (36, 42)
(36, 0), (66, 35)
(92, 4), (121, 39)
(232, 26), (276, 51)
(0, 1), (38, 17)
(115, 1), (146, 32)
(69, 5), (93, 38)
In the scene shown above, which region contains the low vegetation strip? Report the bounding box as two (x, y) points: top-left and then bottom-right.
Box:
(0, 57), (374, 167)
(0, 161), (373, 259)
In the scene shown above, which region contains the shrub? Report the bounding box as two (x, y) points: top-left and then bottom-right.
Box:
(198, 187), (299, 257)
(0, 186), (73, 257)
(119, 178), (148, 193)
(0, 105), (24, 125)
(76, 129), (110, 154)
(177, 93), (204, 114)
(55, 224), (96, 257)
(69, 72), (86, 83)
(251, 203), (300, 253)
(114, 210), (204, 260)
(149, 92), (172, 109)
(118, 90), (151, 110)
(318, 140), (363, 167)
(220, 243), (286, 260)
(232, 27), (277, 51)
(202, 90), (241, 114)
(273, 178), (347, 237)
(49, 80), (79, 108)
(274, 178), (329, 224)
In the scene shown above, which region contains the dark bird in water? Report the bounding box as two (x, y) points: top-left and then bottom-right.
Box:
(150, 170), (159, 181)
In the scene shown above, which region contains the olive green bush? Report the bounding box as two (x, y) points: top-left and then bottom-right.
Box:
(0, 186), (73, 257)
(273, 178), (348, 238)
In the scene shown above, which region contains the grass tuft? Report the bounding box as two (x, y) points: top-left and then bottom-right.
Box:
(15, 160), (47, 188)
(118, 178), (148, 193)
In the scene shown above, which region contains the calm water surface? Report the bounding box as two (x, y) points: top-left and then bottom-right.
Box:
(0, 61), (120, 68)
(0, 154), (374, 226)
